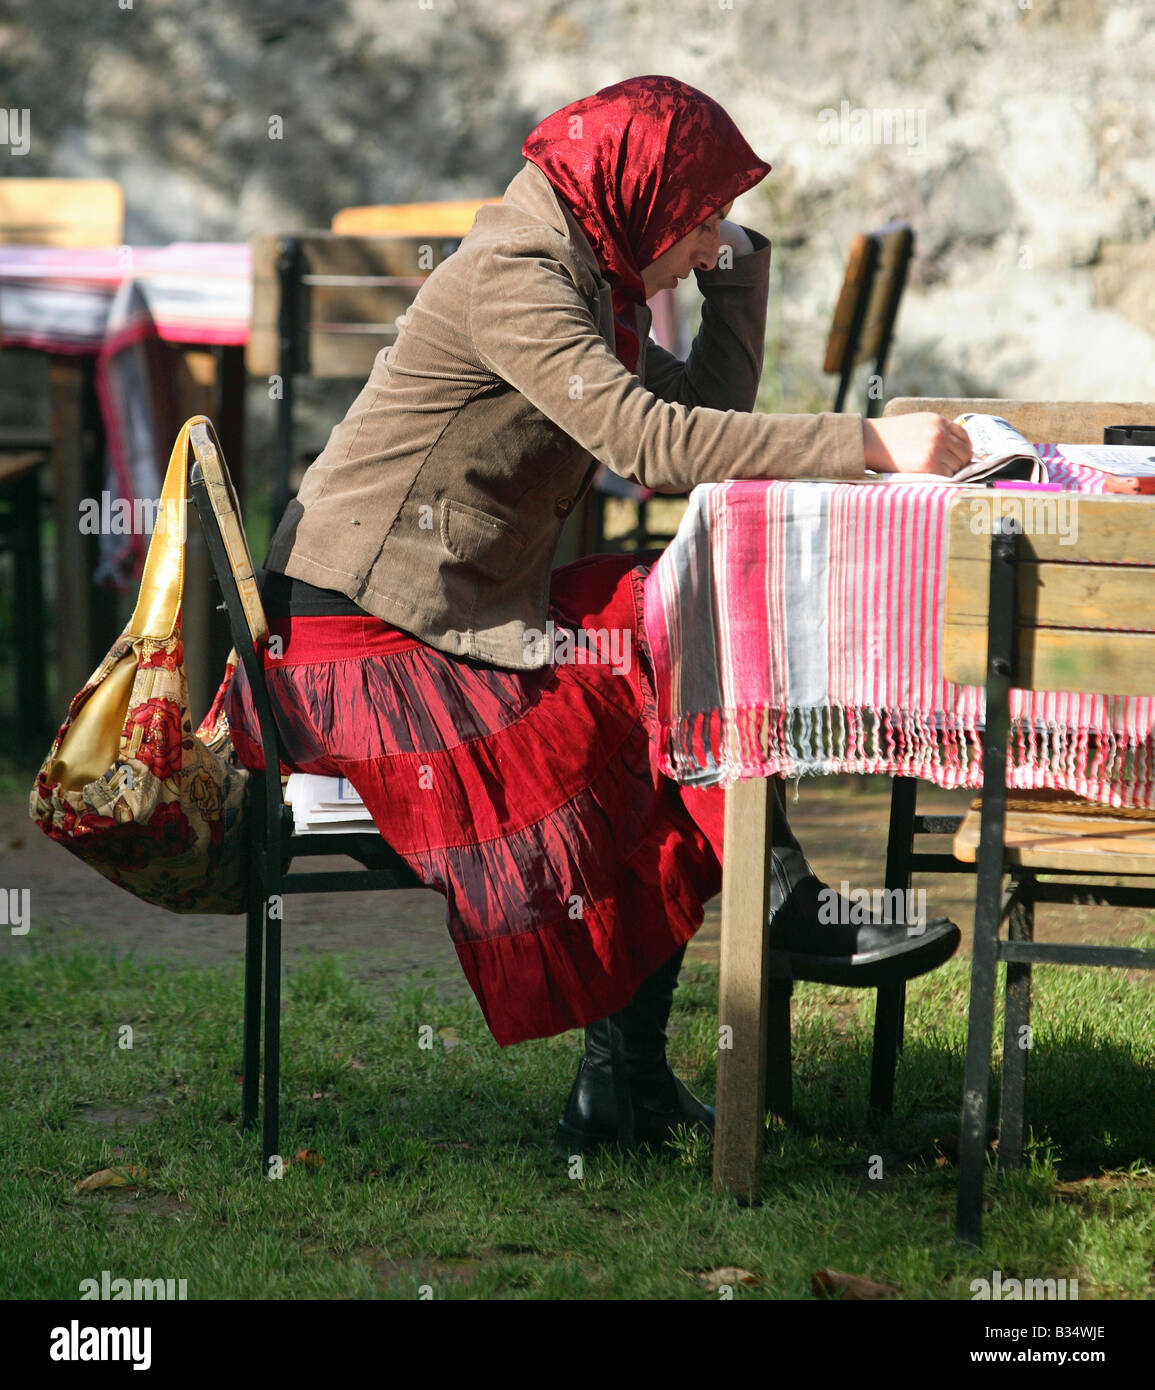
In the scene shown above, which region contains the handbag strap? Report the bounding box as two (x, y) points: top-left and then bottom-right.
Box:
(127, 416), (223, 641)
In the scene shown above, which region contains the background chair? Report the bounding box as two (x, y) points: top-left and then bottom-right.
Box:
(0, 178), (124, 247)
(331, 198), (501, 238)
(940, 490), (1155, 1245)
(186, 417), (424, 1171)
(248, 230), (462, 528)
(825, 221), (914, 416)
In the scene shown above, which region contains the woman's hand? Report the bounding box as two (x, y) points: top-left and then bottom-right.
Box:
(863, 413), (973, 476)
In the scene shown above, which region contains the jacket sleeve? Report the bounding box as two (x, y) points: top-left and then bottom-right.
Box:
(643, 226), (769, 413)
(468, 226), (866, 494)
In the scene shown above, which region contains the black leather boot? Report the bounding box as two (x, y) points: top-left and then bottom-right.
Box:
(763, 782), (960, 984)
(556, 945), (713, 1156)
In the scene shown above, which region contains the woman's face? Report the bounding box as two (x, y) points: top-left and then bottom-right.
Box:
(640, 200), (734, 298)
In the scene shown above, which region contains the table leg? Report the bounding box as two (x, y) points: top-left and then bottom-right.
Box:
(713, 776), (774, 1203)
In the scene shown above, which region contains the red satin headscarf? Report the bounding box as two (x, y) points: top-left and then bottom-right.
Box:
(521, 74), (771, 372)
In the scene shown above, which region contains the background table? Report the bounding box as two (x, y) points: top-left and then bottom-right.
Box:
(0, 243), (250, 721)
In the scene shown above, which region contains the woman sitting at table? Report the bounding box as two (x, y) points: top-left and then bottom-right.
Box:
(226, 74), (970, 1154)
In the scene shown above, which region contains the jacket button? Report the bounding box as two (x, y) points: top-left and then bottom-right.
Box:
(554, 496), (574, 517)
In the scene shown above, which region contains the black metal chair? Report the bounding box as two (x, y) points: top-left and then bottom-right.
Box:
(247, 232), (463, 529)
(940, 492), (1155, 1245)
(185, 417), (423, 1173)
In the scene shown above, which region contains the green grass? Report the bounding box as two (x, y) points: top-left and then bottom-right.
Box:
(0, 943), (1152, 1300)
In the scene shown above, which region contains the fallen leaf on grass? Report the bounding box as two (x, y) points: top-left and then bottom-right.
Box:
(293, 1149), (325, 1170)
(74, 1166), (149, 1194)
(1055, 1173), (1152, 1197)
(437, 1027), (464, 1050)
(812, 1268), (898, 1300)
(343, 1055), (365, 1070)
(697, 1267), (760, 1291)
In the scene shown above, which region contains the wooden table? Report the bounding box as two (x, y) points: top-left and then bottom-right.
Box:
(641, 469), (1155, 1202)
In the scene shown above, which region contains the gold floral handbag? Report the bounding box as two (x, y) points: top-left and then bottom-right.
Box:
(29, 417), (249, 914)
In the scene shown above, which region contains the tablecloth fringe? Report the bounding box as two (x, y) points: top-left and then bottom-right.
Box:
(658, 702), (1155, 809)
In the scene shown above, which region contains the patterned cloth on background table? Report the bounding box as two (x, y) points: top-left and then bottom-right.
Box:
(643, 475), (1155, 808)
(0, 243), (251, 588)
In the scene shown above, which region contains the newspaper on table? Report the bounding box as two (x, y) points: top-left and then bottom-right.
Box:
(950, 413), (1048, 484)
(284, 773), (377, 834)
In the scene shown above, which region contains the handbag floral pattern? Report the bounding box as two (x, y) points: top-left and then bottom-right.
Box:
(29, 629), (249, 915)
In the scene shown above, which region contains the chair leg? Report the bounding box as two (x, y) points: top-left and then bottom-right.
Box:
(868, 983), (903, 1119)
(262, 886), (283, 1172)
(867, 775), (918, 1119)
(956, 860), (1005, 1246)
(765, 976), (793, 1126)
(998, 876), (1034, 1172)
(240, 889), (263, 1132)
(884, 775), (918, 1061)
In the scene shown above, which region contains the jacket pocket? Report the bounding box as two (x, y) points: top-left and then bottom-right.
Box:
(439, 499), (526, 579)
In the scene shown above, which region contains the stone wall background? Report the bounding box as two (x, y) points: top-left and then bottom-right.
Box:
(3, 0), (1153, 428)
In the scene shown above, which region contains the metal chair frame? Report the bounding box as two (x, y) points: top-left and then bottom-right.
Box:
(186, 420), (422, 1172)
(954, 519), (1155, 1245)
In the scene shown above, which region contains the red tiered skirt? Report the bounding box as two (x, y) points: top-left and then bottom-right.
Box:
(224, 553), (726, 1045)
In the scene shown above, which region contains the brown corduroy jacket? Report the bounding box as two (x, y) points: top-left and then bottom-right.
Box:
(265, 160), (867, 668)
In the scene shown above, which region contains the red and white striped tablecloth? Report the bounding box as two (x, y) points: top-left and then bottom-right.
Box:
(0, 243), (250, 352)
(643, 475), (1155, 808)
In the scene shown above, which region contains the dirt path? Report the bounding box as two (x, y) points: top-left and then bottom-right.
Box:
(5, 771), (1150, 999)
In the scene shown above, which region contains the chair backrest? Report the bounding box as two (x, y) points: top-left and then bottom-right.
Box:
(824, 221), (914, 416)
(331, 198), (501, 238)
(247, 231), (462, 380)
(884, 397), (1155, 445)
(0, 178), (124, 247)
(941, 490), (1155, 695)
